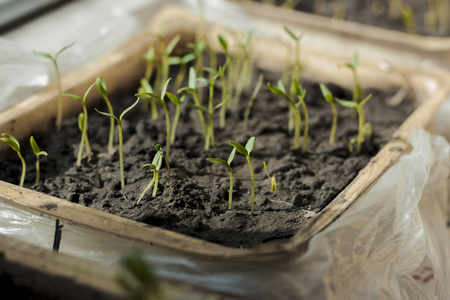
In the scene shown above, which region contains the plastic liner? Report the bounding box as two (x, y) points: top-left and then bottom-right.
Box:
(1, 126), (448, 299)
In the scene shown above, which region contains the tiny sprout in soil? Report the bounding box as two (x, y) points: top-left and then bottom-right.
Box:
(230, 137), (256, 212)
(207, 148), (236, 210)
(0, 133), (25, 187)
(336, 94), (373, 153)
(33, 42), (75, 132)
(96, 76), (115, 153)
(61, 82), (96, 167)
(263, 161), (276, 192)
(137, 145), (169, 205)
(96, 98), (140, 189)
(136, 78), (172, 162)
(320, 83), (338, 145)
(344, 52), (363, 119)
(30, 136), (47, 184)
(283, 25), (303, 81)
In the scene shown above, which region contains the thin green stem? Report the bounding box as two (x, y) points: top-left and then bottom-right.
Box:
(357, 107), (365, 153)
(118, 123), (125, 189)
(53, 60), (63, 132)
(293, 107), (301, 149)
(103, 95), (115, 153)
(301, 101), (309, 153)
(228, 169), (233, 210)
(82, 104), (92, 155)
(152, 171), (159, 197)
(76, 124), (86, 167)
(18, 152), (26, 187)
(161, 102), (171, 162)
(170, 105), (180, 144)
(330, 102), (338, 145)
(35, 158), (40, 184)
(137, 177), (155, 205)
(247, 155), (255, 212)
(193, 91), (207, 136)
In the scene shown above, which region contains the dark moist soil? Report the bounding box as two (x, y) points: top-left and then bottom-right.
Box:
(0, 69), (414, 249)
(261, 0), (449, 37)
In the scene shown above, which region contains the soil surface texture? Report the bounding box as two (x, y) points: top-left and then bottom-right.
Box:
(0, 70), (414, 248)
(258, 0), (449, 36)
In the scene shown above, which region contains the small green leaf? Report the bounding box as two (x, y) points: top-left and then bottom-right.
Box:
(37, 151), (48, 156)
(119, 98), (140, 121)
(0, 133), (20, 152)
(359, 94), (372, 107)
(241, 30), (253, 47)
(166, 92), (180, 106)
(83, 82), (96, 102)
(214, 97), (228, 110)
(96, 77), (108, 99)
(267, 83), (285, 96)
(143, 163), (157, 171)
(277, 80), (287, 94)
(207, 158), (228, 166)
(143, 47), (155, 61)
(197, 77), (210, 87)
(284, 26), (301, 41)
(139, 79), (154, 94)
(95, 108), (118, 122)
(229, 141), (248, 156)
(55, 41), (76, 59)
(177, 86), (194, 94)
(218, 34), (228, 51)
(351, 52), (358, 69)
(30, 136), (40, 155)
(181, 52), (196, 64)
(335, 98), (358, 108)
(166, 35), (181, 55)
(245, 136), (255, 154)
(189, 104), (209, 113)
(78, 113), (85, 131)
(160, 78), (171, 99)
(188, 67), (197, 90)
(168, 57), (182, 65)
(227, 148), (236, 165)
(320, 84), (334, 103)
(292, 79), (303, 96)
(136, 92), (160, 101)
(33, 51), (52, 59)
(61, 93), (83, 102)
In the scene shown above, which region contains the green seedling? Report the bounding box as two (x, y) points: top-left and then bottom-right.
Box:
(284, 26), (303, 81)
(169, 51), (197, 90)
(243, 73), (264, 130)
(96, 77), (115, 153)
(166, 92), (185, 144)
(188, 37), (207, 103)
(336, 94), (372, 153)
(218, 33), (232, 129)
(207, 148), (236, 209)
(96, 98), (140, 189)
(343, 52), (363, 119)
(33, 42), (75, 132)
(138, 79), (158, 121)
(191, 66), (228, 150)
(136, 78), (172, 161)
(401, 5), (417, 34)
(234, 30), (254, 105)
(0, 133), (26, 187)
(116, 250), (162, 300)
(77, 113), (91, 155)
(61, 82), (95, 167)
(178, 67), (207, 137)
(141, 46), (158, 82)
(268, 80), (304, 150)
(136, 146), (166, 205)
(158, 34), (181, 96)
(30, 136), (47, 184)
(263, 161), (276, 192)
(292, 79), (309, 152)
(320, 83), (338, 145)
(230, 137), (256, 212)
(154, 144), (171, 185)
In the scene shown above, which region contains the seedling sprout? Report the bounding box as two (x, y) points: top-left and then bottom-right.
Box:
(283, 26), (303, 81)
(166, 92), (186, 144)
(230, 137), (256, 212)
(263, 161), (276, 192)
(138, 79), (158, 121)
(96, 77), (115, 153)
(320, 83), (338, 145)
(336, 94), (373, 153)
(207, 148), (236, 209)
(96, 98), (140, 189)
(30, 136), (48, 184)
(136, 145), (168, 205)
(268, 80), (304, 150)
(243, 73), (264, 130)
(169, 51), (197, 90)
(218, 33), (231, 128)
(137, 79), (172, 161)
(0, 133), (26, 187)
(178, 67), (207, 137)
(344, 52), (363, 118)
(191, 67), (228, 150)
(33, 42), (75, 132)
(61, 82), (96, 167)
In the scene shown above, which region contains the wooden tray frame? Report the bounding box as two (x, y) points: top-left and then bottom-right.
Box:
(0, 5), (449, 264)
